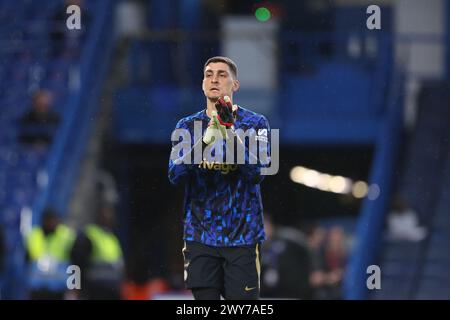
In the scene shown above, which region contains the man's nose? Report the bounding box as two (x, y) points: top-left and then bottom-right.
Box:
(211, 74), (219, 83)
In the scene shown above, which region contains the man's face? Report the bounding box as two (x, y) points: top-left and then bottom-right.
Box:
(99, 206), (115, 230)
(202, 62), (239, 101)
(42, 216), (58, 234)
(34, 91), (52, 114)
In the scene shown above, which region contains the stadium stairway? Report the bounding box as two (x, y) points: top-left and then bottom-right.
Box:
(414, 125), (450, 300)
(371, 81), (450, 300)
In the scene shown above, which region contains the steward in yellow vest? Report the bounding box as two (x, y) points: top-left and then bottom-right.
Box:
(25, 209), (75, 299)
(71, 205), (124, 299)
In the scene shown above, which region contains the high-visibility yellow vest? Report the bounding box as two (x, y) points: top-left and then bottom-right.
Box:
(84, 224), (122, 263)
(26, 225), (75, 262)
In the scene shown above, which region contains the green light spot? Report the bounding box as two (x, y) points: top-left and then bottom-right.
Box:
(255, 7), (271, 22)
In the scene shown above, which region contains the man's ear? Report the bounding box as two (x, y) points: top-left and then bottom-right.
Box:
(232, 79), (240, 92)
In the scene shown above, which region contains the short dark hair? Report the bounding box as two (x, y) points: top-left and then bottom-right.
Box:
(204, 56), (238, 79)
(42, 207), (58, 222)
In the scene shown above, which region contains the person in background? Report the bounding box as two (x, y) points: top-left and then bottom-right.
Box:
(304, 223), (328, 299)
(387, 197), (427, 242)
(25, 208), (75, 300)
(321, 226), (348, 299)
(19, 89), (60, 147)
(260, 215), (312, 299)
(70, 204), (124, 299)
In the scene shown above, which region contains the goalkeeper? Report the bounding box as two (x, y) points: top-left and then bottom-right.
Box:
(168, 56), (271, 300)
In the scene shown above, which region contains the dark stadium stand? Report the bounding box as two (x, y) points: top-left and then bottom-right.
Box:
(0, 0), (114, 299)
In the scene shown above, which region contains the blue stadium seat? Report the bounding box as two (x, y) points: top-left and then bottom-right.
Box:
(371, 274), (413, 300)
(380, 241), (421, 262)
(416, 276), (450, 300)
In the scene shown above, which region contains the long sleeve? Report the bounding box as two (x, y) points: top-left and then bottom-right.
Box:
(169, 108), (268, 246)
(237, 115), (271, 184)
(168, 119), (197, 185)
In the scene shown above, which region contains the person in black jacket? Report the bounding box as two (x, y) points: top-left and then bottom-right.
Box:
(260, 215), (312, 299)
(19, 90), (60, 147)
